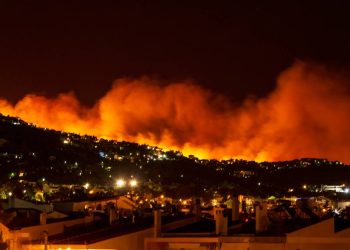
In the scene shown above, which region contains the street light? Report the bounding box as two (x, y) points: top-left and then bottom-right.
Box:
(130, 179), (138, 187)
(116, 179), (126, 188)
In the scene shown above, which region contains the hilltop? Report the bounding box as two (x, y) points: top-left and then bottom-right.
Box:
(0, 114), (349, 199)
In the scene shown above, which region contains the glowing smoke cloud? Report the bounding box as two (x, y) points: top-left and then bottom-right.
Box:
(1, 61), (350, 163)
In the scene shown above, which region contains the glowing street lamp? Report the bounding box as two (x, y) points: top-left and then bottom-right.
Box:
(116, 179), (126, 188)
(84, 183), (90, 189)
(129, 179), (138, 187)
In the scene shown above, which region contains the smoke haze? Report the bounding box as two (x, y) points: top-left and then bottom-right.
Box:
(1, 61), (350, 163)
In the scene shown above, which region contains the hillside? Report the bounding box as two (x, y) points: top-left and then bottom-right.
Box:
(0, 114), (349, 199)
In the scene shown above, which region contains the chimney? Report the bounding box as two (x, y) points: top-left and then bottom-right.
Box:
(214, 207), (228, 235)
(255, 202), (269, 233)
(109, 206), (117, 225)
(40, 212), (47, 225)
(84, 212), (93, 225)
(8, 196), (15, 209)
(192, 198), (201, 218)
(42, 231), (48, 250)
(232, 196), (239, 221)
(154, 209), (162, 237)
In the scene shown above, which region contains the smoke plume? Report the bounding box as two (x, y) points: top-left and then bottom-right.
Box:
(1, 61), (350, 163)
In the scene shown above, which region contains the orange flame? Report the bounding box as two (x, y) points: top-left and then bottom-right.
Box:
(1, 61), (350, 163)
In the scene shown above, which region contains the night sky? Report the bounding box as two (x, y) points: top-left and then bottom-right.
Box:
(1, 1), (350, 105)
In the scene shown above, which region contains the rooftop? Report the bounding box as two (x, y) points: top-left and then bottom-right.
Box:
(44, 213), (193, 245)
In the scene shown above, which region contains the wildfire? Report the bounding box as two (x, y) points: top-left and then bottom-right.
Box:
(1, 61), (350, 163)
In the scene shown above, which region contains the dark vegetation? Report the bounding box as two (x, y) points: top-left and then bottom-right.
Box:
(1, 114), (350, 199)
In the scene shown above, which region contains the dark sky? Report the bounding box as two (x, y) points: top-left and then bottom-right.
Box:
(1, 1), (350, 105)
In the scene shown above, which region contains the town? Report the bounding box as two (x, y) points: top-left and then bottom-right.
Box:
(1, 114), (350, 249)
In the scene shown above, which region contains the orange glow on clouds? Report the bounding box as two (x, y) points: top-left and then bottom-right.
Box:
(1, 61), (350, 163)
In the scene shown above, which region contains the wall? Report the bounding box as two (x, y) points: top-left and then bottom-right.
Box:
(286, 218), (350, 250)
(22, 244), (106, 250)
(287, 218), (334, 238)
(21, 228), (153, 250)
(162, 216), (200, 232)
(18, 217), (87, 240)
(337, 201), (350, 209)
(221, 243), (285, 250)
(0, 223), (11, 242)
(7, 198), (53, 212)
(88, 228), (153, 250)
(54, 198), (117, 212)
